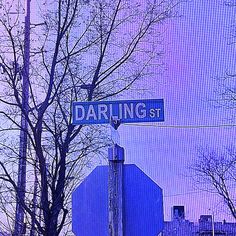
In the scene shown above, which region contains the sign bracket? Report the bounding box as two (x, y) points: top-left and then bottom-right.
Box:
(110, 116), (121, 130)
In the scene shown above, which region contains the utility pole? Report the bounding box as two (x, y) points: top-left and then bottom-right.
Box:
(212, 212), (215, 236)
(14, 0), (31, 235)
(209, 208), (215, 236)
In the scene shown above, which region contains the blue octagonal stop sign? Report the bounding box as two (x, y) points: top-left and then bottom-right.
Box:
(72, 164), (163, 236)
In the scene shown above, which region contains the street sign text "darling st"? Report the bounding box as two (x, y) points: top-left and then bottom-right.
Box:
(72, 99), (164, 125)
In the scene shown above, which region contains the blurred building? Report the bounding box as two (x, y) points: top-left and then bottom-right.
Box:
(161, 206), (236, 236)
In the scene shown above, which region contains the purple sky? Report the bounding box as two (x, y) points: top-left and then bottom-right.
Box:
(118, 0), (236, 222)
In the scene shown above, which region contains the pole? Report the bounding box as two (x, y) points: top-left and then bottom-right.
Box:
(108, 144), (124, 236)
(14, 0), (30, 235)
(212, 212), (215, 236)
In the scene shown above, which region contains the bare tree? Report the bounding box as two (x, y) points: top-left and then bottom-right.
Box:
(210, 1), (236, 110)
(0, 0), (183, 235)
(190, 147), (236, 220)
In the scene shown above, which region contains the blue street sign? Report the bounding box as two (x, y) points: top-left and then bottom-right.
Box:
(72, 99), (164, 125)
(72, 165), (164, 236)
